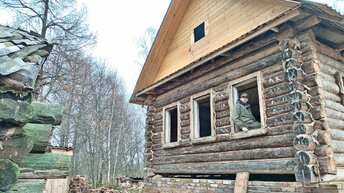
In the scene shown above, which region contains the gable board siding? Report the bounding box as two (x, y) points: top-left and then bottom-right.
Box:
(153, 0), (298, 82)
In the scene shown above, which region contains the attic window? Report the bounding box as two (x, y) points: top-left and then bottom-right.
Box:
(194, 22), (205, 42)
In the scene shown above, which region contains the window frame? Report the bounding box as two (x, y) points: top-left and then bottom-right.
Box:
(191, 90), (215, 141)
(229, 72), (267, 139)
(190, 20), (209, 44)
(163, 102), (180, 145)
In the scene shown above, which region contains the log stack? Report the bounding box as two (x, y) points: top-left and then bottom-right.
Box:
(0, 25), (65, 192)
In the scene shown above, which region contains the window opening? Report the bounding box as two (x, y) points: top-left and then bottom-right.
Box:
(194, 22), (205, 42)
(232, 78), (261, 133)
(194, 95), (211, 138)
(165, 107), (178, 143)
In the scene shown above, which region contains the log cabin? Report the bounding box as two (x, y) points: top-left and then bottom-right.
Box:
(131, 0), (344, 192)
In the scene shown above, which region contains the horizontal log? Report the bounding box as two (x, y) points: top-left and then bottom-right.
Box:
(267, 125), (293, 135)
(153, 147), (297, 165)
(0, 124), (35, 162)
(213, 83), (228, 92)
(266, 102), (308, 118)
(180, 97), (190, 104)
(325, 100), (344, 113)
(180, 120), (190, 127)
(153, 158), (296, 175)
(265, 91), (310, 108)
(334, 153), (344, 167)
(314, 145), (333, 157)
(0, 99), (63, 126)
(261, 61), (284, 77)
(23, 123), (52, 153)
(179, 103), (190, 114)
(180, 112), (190, 121)
(180, 127), (190, 135)
(0, 159), (20, 191)
(19, 169), (69, 179)
(215, 127), (230, 135)
(18, 153), (71, 171)
(318, 53), (344, 73)
(216, 111), (230, 119)
(266, 113), (293, 127)
(315, 130), (331, 145)
(318, 156), (337, 174)
(6, 179), (45, 192)
(301, 61), (318, 74)
(216, 117), (230, 127)
(213, 90), (229, 103)
(154, 133), (296, 157)
(214, 100), (229, 112)
(326, 118), (344, 130)
(330, 129), (344, 141)
(264, 82), (304, 99)
(153, 113), (163, 121)
(332, 140), (344, 154)
(326, 108), (344, 121)
(263, 71), (285, 88)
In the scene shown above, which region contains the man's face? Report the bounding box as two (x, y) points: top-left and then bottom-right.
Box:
(240, 97), (249, 104)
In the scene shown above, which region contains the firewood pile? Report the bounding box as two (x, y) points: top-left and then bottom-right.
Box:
(69, 175), (91, 193)
(69, 175), (143, 193)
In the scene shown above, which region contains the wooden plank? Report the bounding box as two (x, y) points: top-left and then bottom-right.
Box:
(234, 172), (249, 193)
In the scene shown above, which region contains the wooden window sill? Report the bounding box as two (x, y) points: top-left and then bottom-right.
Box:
(231, 128), (267, 139)
(162, 142), (180, 149)
(191, 136), (216, 145)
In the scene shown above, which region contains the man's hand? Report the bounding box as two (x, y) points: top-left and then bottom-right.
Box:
(242, 127), (249, 132)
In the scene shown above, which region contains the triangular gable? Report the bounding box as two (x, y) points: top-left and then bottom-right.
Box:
(131, 0), (301, 104)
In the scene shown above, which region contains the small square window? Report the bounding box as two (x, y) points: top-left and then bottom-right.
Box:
(165, 107), (178, 143)
(193, 95), (212, 138)
(194, 22), (205, 43)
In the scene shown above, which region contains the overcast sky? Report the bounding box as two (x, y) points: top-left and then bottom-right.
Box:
(80, 0), (171, 92)
(0, 0), (343, 93)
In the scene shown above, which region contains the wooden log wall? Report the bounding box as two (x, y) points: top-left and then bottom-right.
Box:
(145, 29), (305, 176)
(314, 40), (344, 181)
(143, 28), (339, 184)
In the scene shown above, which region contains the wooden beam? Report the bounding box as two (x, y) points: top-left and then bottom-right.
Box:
(153, 158), (296, 175)
(294, 15), (321, 32)
(335, 42), (344, 51)
(234, 172), (250, 193)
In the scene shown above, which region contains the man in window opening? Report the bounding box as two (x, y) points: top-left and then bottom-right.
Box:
(233, 92), (261, 132)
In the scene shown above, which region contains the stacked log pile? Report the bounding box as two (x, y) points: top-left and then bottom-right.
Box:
(0, 25), (65, 192)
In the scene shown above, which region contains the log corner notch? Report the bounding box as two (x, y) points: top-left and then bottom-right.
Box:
(279, 36), (320, 184)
